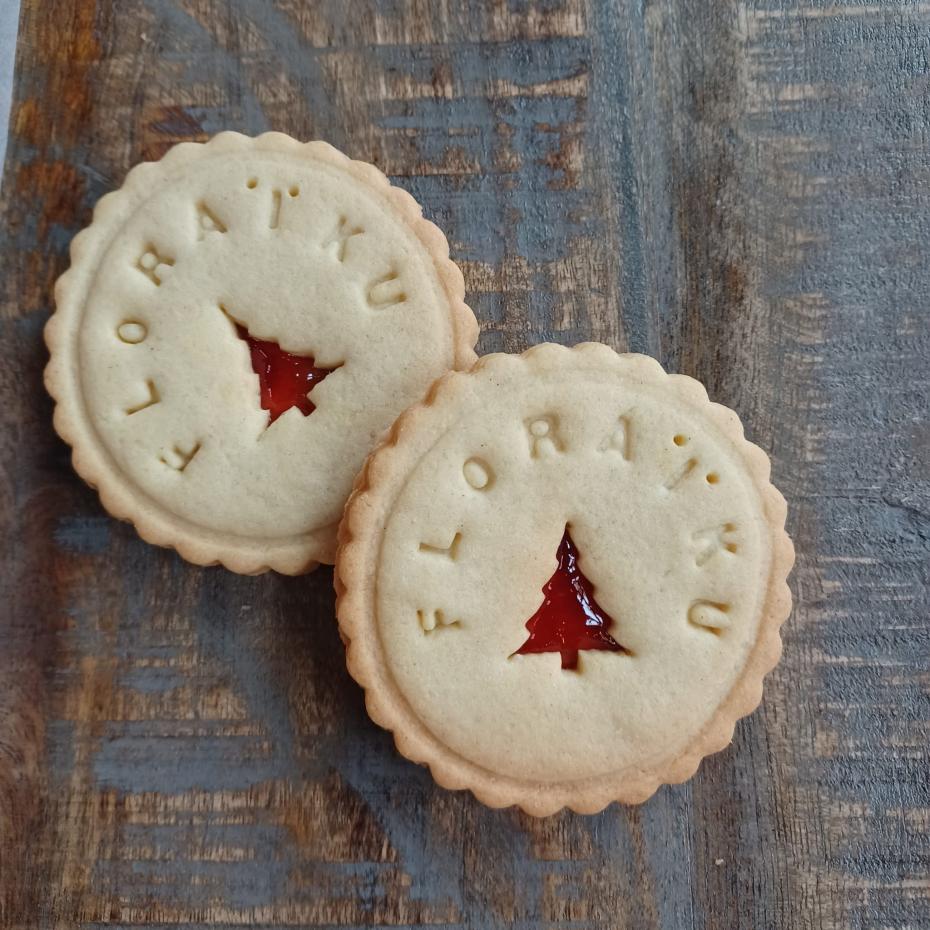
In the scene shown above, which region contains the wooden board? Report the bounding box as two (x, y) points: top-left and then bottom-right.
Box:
(1, 0), (929, 926)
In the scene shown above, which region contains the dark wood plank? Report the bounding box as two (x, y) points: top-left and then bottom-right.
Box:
(1, 0), (928, 927)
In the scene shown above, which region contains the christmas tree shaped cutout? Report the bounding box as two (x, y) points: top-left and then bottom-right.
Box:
(514, 525), (628, 670)
(235, 324), (339, 425)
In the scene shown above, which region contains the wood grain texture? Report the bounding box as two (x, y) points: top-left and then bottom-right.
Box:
(1, 0), (928, 927)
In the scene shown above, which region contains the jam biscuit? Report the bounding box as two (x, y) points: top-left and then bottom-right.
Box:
(336, 344), (793, 814)
(46, 133), (478, 574)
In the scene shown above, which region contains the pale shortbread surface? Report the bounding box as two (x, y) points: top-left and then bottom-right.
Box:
(337, 344), (793, 813)
(46, 133), (477, 573)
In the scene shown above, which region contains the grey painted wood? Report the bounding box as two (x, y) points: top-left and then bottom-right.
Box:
(0, 0), (20, 176)
(0, 0), (927, 927)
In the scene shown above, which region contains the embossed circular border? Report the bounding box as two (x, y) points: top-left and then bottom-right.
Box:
(336, 343), (795, 814)
(45, 132), (479, 575)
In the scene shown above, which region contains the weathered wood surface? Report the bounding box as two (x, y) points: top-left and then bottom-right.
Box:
(1, 0), (928, 927)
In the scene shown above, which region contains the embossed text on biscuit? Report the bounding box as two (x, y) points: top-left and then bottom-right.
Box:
(366, 267), (406, 309)
(664, 456), (698, 491)
(196, 201), (228, 239)
(124, 379), (160, 415)
(417, 608), (461, 633)
(463, 457), (494, 491)
(598, 414), (633, 459)
(117, 320), (148, 344)
(419, 532), (462, 561)
(323, 215), (365, 261)
(687, 600), (731, 634)
(692, 522), (738, 566)
(246, 177), (299, 229)
(159, 440), (201, 472)
(137, 246), (174, 285)
(526, 415), (565, 458)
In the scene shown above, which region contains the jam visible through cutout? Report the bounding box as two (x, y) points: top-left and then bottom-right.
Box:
(236, 326), (337, 424)
(515, 526), (627, 670)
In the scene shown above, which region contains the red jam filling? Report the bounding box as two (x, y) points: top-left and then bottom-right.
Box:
(236, 326), (336, 424)
(515, 526), (625, 670)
